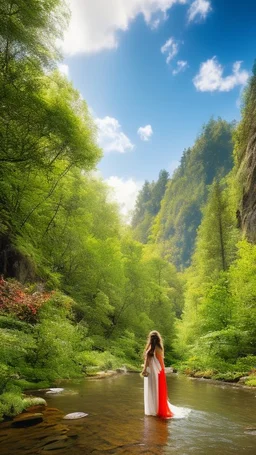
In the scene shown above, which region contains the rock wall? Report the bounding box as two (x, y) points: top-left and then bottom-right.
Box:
(241, 131), (256, 242)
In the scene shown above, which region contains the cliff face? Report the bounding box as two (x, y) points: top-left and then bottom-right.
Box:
(241, 132), (256, 242)
(236, 63), (256, 243)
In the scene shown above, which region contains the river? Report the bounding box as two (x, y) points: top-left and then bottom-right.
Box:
(0, 373), (255, 454)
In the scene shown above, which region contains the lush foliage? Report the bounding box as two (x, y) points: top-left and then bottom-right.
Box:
(1, 0), (256, 421)
(133, 119), (234, 268)
(0, 277), (52, 323)
(0, 1), (184, 420)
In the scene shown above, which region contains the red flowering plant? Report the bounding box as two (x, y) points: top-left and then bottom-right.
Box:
(0, 277), (52, 324)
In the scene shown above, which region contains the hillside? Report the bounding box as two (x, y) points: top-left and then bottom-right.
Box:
(132, 118), (234, 268)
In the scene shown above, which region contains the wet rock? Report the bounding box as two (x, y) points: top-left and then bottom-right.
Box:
(116, 367), (127, 374)
(94, 370), (117, 379)
(36, 434), (68, 447)
(63, 412), (88, 420)
(165, 367), (174, 374)
(25, 404), (46, 413)
(44, 407), (62, 413)
(67, 430), (79, 439)
(12, 413), (43, 427)
(46, 388), (64, 394)
(239, 376), (248, 384)
(41, 439), (72, 451)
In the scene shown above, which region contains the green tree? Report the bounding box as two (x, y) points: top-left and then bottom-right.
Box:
(152, 119), (234, 268)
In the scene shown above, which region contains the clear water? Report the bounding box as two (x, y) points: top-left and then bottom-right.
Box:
(1, 373), (256, 454)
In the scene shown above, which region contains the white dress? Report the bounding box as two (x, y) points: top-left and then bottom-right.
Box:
(144, 353), (191, 419)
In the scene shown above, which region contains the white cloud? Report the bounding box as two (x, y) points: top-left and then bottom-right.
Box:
(172, 60), (188, 75)
(193, 57), (249, 92)
(106, 176), (143, 221)
(57, 63), (69, 77)
(137, 124), (153, 141)
(161, 37), (179, 64)
(63, 0), (186, 55)
(188, 0), (212, 22)
(95, 116), (134, 154)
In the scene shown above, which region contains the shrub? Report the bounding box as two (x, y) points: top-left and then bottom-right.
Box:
(212, 372), (243, 382)
(76, 350), (121, 373)
(245, 375), (256, 387)
(235, 356), (256, 374)
(0, 277), (51, 323)
(0, 392), (24, 420)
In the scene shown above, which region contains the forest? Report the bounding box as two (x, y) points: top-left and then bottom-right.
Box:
(0, 0), (256, 420)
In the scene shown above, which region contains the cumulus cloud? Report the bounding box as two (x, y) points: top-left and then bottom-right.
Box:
(172, 60), (188, 75)
(161, 37), (179, 64)
(137, 124), (153, 141)
(57, 63), (69, 77)
(193, 57), (249, 92)
(106, 176), (143, 221)
(188, 0), (212, 22)
(95, 116), (134, 154)
(63, 0), (186, 55)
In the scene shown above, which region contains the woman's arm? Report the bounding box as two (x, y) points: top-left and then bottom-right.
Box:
(141, 353), (150, 376)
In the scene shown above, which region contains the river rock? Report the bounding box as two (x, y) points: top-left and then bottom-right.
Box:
(116, 367), (127, 373)
(25, 404), (46, 413)
(165, 367), (174, 373)
(41, 439), (72, 451)
(94, 370), (117, 379)
(12, 413), (44, 427)
(46, 388), (64, 394)
(63, 412), (88, 420)
(238, 376), (248, 384)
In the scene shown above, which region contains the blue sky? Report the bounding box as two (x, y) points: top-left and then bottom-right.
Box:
(60, 0), (256, 217)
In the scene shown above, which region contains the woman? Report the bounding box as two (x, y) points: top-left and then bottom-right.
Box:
(141, 330), (173, 418)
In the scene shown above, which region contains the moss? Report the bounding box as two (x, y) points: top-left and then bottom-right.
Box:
(0, 392), (24, 420)
(244, 375), (256, 387)
(0, 392), (47, 421)
(12, 379), (51, 390)
(22, 396), (46, 409)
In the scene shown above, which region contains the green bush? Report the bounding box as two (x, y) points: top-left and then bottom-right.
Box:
(235, 356), (256, 373)
(212, 372), (243, 382)
(12, 379), (50, 390)
(76, 350), (122, 373)
(0, 392), (24, 420)
(245, 375), (256, 387)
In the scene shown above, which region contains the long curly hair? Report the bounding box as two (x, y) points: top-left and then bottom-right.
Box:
(144, 330), (164, 357)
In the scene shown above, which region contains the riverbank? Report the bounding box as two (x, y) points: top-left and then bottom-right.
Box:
(0, 367), (134, 421)
(172, 365), (256, 388)
(182, 373), (256, 389)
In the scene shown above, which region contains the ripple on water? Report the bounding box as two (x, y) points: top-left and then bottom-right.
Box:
(0, 373), (256, 455)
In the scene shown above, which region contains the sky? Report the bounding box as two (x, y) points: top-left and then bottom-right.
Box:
(60, 0), (256, 218)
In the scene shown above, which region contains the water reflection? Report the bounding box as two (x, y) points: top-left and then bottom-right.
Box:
(143, 416), (169, 453)
(1, 373), (256, 455)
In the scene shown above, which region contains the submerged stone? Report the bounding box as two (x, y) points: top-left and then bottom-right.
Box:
(12, 413), (44, 427)
(63, 412), (88, 420)
(25, 404), (46, 413)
